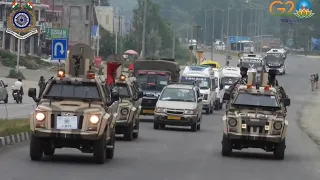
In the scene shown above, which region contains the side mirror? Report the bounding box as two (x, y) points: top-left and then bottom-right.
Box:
(223, 93), (230, 101)
(197, 97), (202, 102)
(283, 98), (290, 106)
(28, 88), (37, 97)
(4, 84), (7, 87)
(138, 91), (143, 98)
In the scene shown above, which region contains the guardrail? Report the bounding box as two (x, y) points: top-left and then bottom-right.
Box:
(0, 104), (36, 119)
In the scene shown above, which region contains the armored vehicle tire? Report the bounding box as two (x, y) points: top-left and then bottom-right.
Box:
(4, 95), (8, 103)
(205, 108), (210, 114)
(30, 134), (43, 161)
(160, 124), (165, 129)
(93, 132), (107, 164)
(124, 123), (133, 141)
(197, 119), (201, 130)
(106, 133), (115, 159)
(153, 122), (160, 129)
(273, 140), (286, 160)
(43, 144), (55, 156)
(133, 120), (140, 139)
(191, 121), (197, 132)
(221, 135), (233, 156)
(215, 100), (220, 110)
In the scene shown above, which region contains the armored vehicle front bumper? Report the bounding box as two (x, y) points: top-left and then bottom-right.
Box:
(33, 129), (101, 140)
(140, 98), (158, 115)
(154, 113), (197, 126)
(225, 132), (282, 143)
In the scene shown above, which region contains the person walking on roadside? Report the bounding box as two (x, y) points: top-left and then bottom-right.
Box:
(310, 74), (315, 91)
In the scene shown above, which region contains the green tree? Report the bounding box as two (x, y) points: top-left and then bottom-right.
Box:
(146, 29), (162, 55)
(99, 28), (115, 59)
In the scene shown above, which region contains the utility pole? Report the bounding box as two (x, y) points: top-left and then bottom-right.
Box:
(240, 4), (243, 51)
(118, 15), (122, 53)
(194, 25), (201, 63)
(97, 0), (100, 56)
(114, 16), (118, 53)
(211, 9), (215, 60)
(226, 0), (231, 51)
(171, 10), (175, 59)
(204, 10), (208, 45)
(141, 0), (147, 58)
(221, 10), (224, 41)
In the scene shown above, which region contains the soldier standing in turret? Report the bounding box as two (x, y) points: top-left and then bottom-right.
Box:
(267, 69), (279, 87)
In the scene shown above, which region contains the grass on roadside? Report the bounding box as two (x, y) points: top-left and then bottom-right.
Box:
(0, 119), (30, 137)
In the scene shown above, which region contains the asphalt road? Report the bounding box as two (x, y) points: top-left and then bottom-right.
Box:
(0, 53), (320, 180)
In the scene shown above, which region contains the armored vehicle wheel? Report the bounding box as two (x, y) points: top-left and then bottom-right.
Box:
(205, 106), (210, 114)
(43, 144), (55, 156)
(273, 140), (286, 160)
(93, 132), (107, 164)
(197, 122), (201, 130)
(124, 123), (133, 141)
(153, 122), (160, 129)
(221, 135), (233, 156)
(133, 119), (140, 139)
(159, 124), (165, 129)
(215, 100), (220, 110)
(106, 132), (115, 159)
(191, 121), (197, 132)
(4, 95), (8, 103)
(30, 134), (43, 161)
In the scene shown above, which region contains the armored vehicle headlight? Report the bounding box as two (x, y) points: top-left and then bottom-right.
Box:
(228, 118), (237, 127)
(121, 108), (129, 115)
(90, 115), (100, 124)
(35, 112), (45, 121)
(273, 121), (282, 130)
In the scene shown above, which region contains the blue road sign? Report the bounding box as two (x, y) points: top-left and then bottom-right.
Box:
(51, 39), (68, 60)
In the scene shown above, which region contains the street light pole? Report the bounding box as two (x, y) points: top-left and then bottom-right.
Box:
(226, 0), (231, 51)
(211, 9), (215, 60)
(141, 0), (147, 58)
(204, 10), (208, 45)
(221, 10), (224, 41)
(97, 0), (100, 56)
(240, 4), (243, 51)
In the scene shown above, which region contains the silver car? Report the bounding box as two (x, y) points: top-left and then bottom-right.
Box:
(0, 79), (8, 103)
(154, 84), (203, 132)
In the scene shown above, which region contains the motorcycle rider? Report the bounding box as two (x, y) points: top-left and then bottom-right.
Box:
(12, 78), (24, 101)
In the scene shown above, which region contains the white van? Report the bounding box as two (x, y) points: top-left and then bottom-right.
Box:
(212, 68), (225, 110)
(222, 67), (241, 89)
(181, 66), (217, 114)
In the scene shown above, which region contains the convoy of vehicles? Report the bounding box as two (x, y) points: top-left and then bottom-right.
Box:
(133, 59), (180, 116)
(22, 40), (291, 164)
(222, 72), (290, 159)
(154, 84), (203, 131)
(181, 66), (216, 114)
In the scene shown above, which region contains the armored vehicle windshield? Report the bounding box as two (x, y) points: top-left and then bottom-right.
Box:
(43, 80), (102, 101)
(232, 92), (280, 108)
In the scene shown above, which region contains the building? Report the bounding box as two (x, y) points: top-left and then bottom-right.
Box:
(95, 6), (114, 33)
(0, 0), (49, 55)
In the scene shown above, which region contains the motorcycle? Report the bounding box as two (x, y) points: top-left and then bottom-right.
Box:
(11, 86), (22, 103)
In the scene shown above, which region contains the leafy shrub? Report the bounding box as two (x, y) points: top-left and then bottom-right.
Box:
(6, 69), (26, 80)
(0, 50), (52, 70)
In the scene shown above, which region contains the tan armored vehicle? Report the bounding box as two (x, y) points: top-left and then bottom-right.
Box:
(28, 44), (119, 164)
(222, 72), (290, 159)
(114, 74), (143, 140)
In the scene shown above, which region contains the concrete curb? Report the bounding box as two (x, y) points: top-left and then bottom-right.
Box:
(0, 132), (31, 148)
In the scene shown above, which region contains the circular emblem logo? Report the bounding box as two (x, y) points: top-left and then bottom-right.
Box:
(8, 7), (36, 34)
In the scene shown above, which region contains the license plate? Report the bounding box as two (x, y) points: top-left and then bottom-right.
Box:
(143, 110), (154, 114)
(168, 116), (181, 120)
(56, 116), (78, 129)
